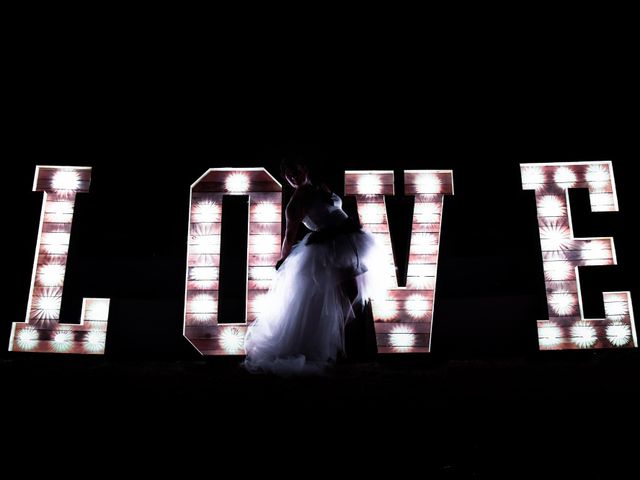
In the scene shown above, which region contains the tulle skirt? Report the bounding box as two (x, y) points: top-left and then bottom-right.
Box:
(244, 225), (386, 375)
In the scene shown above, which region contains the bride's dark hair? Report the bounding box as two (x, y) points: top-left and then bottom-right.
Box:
(279, 155), (325, 185)
(279, 155), (332, 201)
(280, 156), (306, 177)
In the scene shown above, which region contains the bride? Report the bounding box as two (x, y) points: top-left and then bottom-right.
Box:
(244, 157), (386, 375)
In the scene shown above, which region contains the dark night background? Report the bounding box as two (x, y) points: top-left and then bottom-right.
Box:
(3, 11), (639, 477)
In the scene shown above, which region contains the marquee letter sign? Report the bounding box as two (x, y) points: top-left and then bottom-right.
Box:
(184, 168), (282, 355)
(345, 170), (454, 353)
(521, 161), (637, 350)
(9, 166), (110, 354)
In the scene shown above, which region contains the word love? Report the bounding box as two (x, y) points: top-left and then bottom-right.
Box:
(9, 163), (637, 356)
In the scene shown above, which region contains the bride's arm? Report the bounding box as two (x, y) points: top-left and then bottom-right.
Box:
(278, 194), (305, 265)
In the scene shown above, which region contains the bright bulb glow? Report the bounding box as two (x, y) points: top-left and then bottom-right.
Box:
(193, 201), (221, 222)
(358, 203), (385, 224)
(252, 293), (269, 315)
(522, 167), (545, 187)
(606, 323), (631, 347)
(554, 167), (577, 186)
(43, 233), (71, 254)
(538, 196), (566, 217)
(571, 322), (597, 348)
(189, 234), (221, 254)
(85, 299), (110, 321)
(415, 174), (442, 194)
(547, 263), (574, 281)
(410, 233), (439, 255)
(17, 328), (39, 350)
(406, 276), (434, 289)
(52, 330), (74, 352)
(389, 325), (416, 351)
(190, 294), (216, 313)
(589, 194), (614, 208)
(254, 202), (279, 222)
(84, 330), (106, 352)
(586, 164), (610, 183)
(189, 267), (219, 281)
(544, 251), (569, 262)
(48, 201), (74, 214)
(249, 267), (275, 281)
(47, 201), (74, 222)
(407, 264), (435, 287)
(539, 324), (563, 347)
(405, 295), (429, 318)
(357, 174), (382, 195)
(190, 314), (215, 323)
(220, 327), (244, 353)
(191, 234), (220, 247)
(373, 299), (398, 320)
(34, 294), (62, 320)
(539, 222), (572, 250)
(604, 301), (629, 317)
(413, 233), (437, 245)
(544, 261), (573, 281)
(581, 242), (610, 260)
(52, 171), (80, 191)
(414, 202), (441, 219)
(191, 200), (222, 223)
(550, 292), (577, 316)
(225, 173), (249, 193)
(252, 234), (278, 253)
(38, 264), (65, 286)
(249, 241), (280, 255)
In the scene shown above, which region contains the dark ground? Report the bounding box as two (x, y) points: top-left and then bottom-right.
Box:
(3, 350), (639, 477)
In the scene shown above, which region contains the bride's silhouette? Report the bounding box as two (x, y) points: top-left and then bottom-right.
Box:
(244, 157), (385, 375)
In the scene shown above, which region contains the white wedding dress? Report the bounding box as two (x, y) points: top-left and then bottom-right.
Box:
(244, 190), (386, 375)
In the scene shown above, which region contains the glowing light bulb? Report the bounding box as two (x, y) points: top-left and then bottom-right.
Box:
(539, 223), (572, 250)
(521, 167), (545, 187)
(604, 301), (629, 317)
(415, 174), (442, 194)
(389, 325), (416, 351)
(586, 164), (610, 183)
(43, 233), (71, 254)
(52, 330), (74, 352)
(225, 173), (249, 193)
(357, 174), (382, 195)
(254, 202), (279, 222)
(571, 322), (597, 348)
(606, 323), (631, 347)
(405, 295), (429, 318)
(38, 264), (65, 286)
(544, 261), (573, 281)
(190, 267), (219, 281)
(190, 294), (216, 313)
(549, 292), (576, 316)
(538, 196), (566, 217)
(220, 327), (244, 353)
(52, 171), (80, 190)
(581, 241), (610, 260)
(358, 203), (385, 224)
(539, 324), (563, 348)
(251, 293), (270, 316)
(194, 201), (221, 222)
(373, 298), (398, 320)
(554, 167), (576, 186)
(17, 327), (39, 350)
(85, 330), (107, 352)
(35, 294), (62, 320)
(85, 299), (110, 321)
